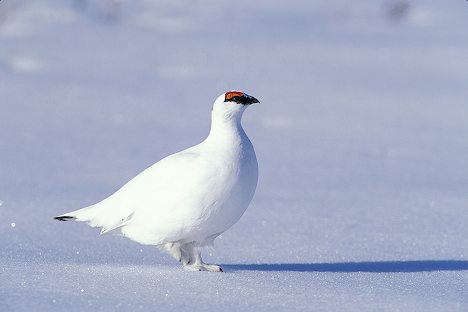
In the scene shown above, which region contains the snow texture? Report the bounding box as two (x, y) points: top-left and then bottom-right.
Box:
(1, 0), (468, 311)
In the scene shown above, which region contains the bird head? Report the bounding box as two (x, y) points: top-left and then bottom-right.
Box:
(212, 91), (259, 120)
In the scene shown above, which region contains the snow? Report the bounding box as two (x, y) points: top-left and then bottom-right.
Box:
(1, 0), (468, 311)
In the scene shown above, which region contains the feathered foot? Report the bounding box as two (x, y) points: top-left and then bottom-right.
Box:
(184, 263), (223, 272)
(161, 242), (223, 272)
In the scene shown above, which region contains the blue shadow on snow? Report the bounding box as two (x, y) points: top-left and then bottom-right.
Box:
(223, 260), (468, 273)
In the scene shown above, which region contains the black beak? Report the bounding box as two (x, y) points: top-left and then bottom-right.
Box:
(241, 94), (260, 105)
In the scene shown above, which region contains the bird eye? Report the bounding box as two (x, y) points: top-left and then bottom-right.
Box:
(228, 96), (240, 103)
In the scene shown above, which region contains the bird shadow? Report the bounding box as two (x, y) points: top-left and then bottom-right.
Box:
(223, 260), (468, 273)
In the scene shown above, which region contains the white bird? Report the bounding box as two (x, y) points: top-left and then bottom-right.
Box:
(55, 91), (259, 272)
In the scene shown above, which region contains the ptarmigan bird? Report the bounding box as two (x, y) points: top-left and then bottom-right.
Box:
(55, 91), (259, 272)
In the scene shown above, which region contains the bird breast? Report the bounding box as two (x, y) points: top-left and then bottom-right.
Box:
(185, 137), (258, 240)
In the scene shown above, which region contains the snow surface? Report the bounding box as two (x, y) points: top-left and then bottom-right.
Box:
(1, 0), (468, 311)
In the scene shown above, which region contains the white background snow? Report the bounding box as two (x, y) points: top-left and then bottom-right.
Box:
(1, 0), (468, 311)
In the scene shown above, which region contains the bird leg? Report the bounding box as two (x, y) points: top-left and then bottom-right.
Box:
(181, 243), (223, 272)
(160, 242), (190, 265)
(161, 242), (223, 272)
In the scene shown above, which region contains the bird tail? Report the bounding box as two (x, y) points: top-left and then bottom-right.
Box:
(54, 205), (95, 223)
(54, 204), (134, 236)
(54, 215), (76, 221)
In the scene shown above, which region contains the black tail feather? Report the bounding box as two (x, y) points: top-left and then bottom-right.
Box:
(54, 216), (75, 221)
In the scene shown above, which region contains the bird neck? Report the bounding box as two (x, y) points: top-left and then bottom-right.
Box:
(206, 114), (247, 147)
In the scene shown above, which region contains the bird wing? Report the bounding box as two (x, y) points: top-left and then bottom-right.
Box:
(57, 147), (205, 235)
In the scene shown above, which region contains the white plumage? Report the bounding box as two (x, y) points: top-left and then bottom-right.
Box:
(55, 91), (259, 272)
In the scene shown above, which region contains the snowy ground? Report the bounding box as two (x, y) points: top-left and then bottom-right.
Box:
(1, 0), (468, 311)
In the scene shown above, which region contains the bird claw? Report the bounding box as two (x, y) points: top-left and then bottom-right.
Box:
(183, 264), (224, 272)
(204, 264), (223, 272)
